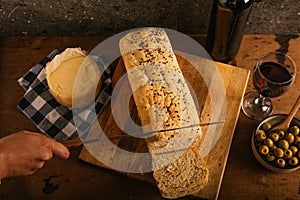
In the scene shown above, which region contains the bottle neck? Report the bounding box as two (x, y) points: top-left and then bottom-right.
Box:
(219, 0), (254, 13)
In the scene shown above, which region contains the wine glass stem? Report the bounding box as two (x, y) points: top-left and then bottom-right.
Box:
(254, 94), (270, 112)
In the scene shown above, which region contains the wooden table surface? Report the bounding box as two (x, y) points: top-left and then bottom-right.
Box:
(0, 34), (300, 200)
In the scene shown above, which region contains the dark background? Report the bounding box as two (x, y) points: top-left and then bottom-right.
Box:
(0, 0), (299, 36)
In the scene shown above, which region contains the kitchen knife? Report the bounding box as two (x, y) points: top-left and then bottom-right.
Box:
(61, 120), (225, 148)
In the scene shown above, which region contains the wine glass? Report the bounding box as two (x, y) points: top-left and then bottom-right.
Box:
(242, 52), (296, 120)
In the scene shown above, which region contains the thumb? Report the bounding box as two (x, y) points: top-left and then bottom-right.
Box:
(50, 139), (70, 160)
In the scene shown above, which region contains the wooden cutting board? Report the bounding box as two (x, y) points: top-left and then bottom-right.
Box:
(79, 52), (250, 200)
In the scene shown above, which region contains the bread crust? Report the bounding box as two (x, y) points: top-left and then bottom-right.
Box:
(119, 28), (209, 199)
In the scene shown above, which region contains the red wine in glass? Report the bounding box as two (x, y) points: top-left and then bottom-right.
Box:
(242, 52), (296, 120)
(253, 61), (293, 97)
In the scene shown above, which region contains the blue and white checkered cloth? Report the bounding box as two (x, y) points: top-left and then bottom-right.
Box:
(17, 49), (113, 141)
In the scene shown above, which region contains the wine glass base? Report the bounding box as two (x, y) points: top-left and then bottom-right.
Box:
(242, 92), (273, 121)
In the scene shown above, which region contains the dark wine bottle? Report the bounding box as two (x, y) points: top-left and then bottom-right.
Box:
(206, 0), (254, 62)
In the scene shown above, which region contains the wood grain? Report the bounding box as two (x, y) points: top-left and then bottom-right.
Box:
(79, 53), (250, 200)
(1, 35), (299, 200)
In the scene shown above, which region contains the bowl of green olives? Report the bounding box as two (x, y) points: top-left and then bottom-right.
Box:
(251, 114), (300, 173)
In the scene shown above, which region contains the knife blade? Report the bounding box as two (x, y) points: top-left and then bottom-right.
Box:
(133, 120), (226, 138)
(61, 120), (225, 148)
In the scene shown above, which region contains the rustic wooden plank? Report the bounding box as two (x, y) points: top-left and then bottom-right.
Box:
(1, 35), (300, 200)
(218, 35), (300, 200)
(0, 113), (39, 136)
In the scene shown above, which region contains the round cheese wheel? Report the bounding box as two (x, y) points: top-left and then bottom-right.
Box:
(45, 48), (101, 108)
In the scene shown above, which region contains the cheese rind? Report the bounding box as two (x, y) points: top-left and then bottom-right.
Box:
(45, 48), (101, 108)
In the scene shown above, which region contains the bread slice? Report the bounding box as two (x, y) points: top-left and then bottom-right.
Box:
(119, 28), (208, 199)
(153, 148), (209, 199)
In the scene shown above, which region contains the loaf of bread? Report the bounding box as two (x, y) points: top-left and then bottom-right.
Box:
(119, 28), (209, 198)
(45, 48), (101, 108)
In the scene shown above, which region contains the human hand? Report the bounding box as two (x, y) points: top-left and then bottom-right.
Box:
(0, 130), (70, 179)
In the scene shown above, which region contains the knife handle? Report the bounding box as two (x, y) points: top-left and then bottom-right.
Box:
(60, 138), (83, 148)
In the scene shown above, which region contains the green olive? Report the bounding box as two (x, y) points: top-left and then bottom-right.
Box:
(266, 152), (275, 162)
(290, 146), (298, 155)
(270, 144), (277, 151)
(289, 125), (300, 136)
(264, 138), (274, 147)
(257, 129), (265, 134)
(273, 148), (284, 158)
(288, 157), (299, 166)
(294, 136), (300, 148)
(277, 130), (285, 139)
(256, 130), (267, 142)
(262, 123), (272, 131)
(276, 158), (286, 167)
(278, 139), (289, 150)
(259, 145), (269, 156)
(284, 149), (293, 159)
(285, 133), (295, 144)
(269, 132), (280, 142)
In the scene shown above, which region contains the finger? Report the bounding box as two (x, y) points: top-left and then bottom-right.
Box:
(34, 160), (45, 170)
(27, 166), (41, 176)
(23, 160), (45, 176)
(38, 150), (53, 161)
(50, 139), (70, 160)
